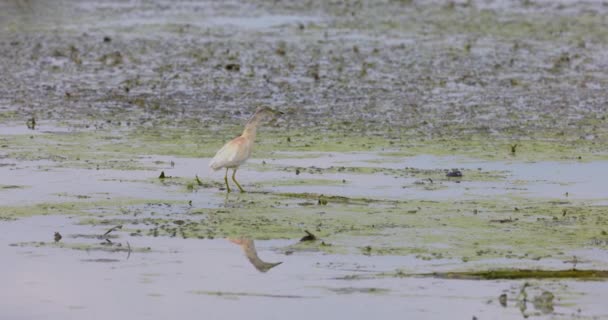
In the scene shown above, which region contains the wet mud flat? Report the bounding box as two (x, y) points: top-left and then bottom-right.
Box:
(1, 0), (608, 319)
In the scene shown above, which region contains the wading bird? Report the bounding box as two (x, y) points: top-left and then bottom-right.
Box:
(209, 106), (283, 193)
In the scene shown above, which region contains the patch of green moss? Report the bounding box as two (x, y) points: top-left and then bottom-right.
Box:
(0, 199), (185, 219)
(255, 128), (608, 162)
(0, 111), (19, 121)
(2, 131), (157, 170)
(65, 191), (608, 263)
(3, 117), (607, 171)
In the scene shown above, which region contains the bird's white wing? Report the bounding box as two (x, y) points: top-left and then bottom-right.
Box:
(209, 137), (250, 170)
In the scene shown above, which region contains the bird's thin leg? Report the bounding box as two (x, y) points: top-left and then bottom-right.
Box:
(224, 168), (231, 193)
(232, 168), (245, 193)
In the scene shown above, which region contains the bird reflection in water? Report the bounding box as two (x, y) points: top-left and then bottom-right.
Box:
(229, 238), (282, 273)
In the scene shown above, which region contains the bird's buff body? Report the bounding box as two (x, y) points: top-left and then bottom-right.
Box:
(209, 107), (281, 193)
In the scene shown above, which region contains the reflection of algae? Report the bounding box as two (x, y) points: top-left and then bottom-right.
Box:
(345, 269), (608, 282)
(425, 269), (608, 280)
(326, 287), (390, 295)
(10, 241), (151, 253)
(1, 185), (27, 190)
(189, 290), (311, 299)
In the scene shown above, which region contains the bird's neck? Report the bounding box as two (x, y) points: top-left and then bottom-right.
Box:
(242, 112), (264, 139)
(242, 123), (257, 140)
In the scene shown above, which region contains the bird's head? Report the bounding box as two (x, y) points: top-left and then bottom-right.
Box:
(252, 106), (283, 123)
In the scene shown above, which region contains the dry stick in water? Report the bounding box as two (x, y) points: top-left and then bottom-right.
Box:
(103, 225), (123, 236)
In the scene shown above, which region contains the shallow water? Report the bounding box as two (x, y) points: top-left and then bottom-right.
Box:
(256, 152), (608, 200)
(2, 216), (607, 320)
(4, 151), (607, 206)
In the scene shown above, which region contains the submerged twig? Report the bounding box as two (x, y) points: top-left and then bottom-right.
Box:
(489, 217), (518, 223)
(103, 225), (123, 236)
(300, 230), (317, 242)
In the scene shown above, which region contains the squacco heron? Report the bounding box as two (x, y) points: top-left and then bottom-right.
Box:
(209, 106), (283, 193)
